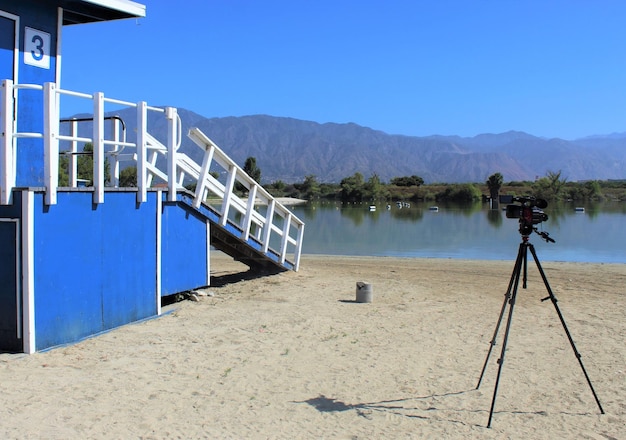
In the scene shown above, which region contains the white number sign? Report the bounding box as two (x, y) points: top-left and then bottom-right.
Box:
(24, 27), (50, 69)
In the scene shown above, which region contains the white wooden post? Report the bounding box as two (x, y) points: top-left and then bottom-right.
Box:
(219, 164), (237, 226)
(21, 190), (35, 353)
(93, 92), (105, 204)
(155, 189), (162, 315)
(279, 212), (292, 264)
(0, 80), (14, 205)
(293, 223), (304, 271)
(262, 199), (275, 253)
(146, 147), (158, 187)
(43, 82), (59, 205)
(111, 118), (120, 187)
(205, 218), (211, 285)
(193, 142), (215, 209)
(166, 107), (178, 202)
(136, 101), (148, 203)
(242, 184), (258, 241)
(69, 119), (78, 187)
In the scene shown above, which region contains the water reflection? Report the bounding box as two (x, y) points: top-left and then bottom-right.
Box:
(391, 207), (424, 222)
(291, 201), (626, 263)
(486, 208), (503, 228)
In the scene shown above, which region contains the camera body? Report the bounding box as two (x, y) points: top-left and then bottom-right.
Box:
(505, 204), (548, 224)
(499, 195), (549, 235)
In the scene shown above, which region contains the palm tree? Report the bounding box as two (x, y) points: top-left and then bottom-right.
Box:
(486, 172), (504, 201)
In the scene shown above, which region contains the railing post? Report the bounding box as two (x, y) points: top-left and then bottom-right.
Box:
(111, 117), (120, 187)
(262, 199), (276, 253)
(166, 107), (178, 202)
(1, 79), (14, 205)
(69, 119), (78, 187)
(293, 223), (304, 271)
(219, 164), (237, 226)
(279, 212), (292, 264)
(242, 184), (258, 241)
(93, 91), (105, 204)
(43, 82), (59, 205)
(146, 147), (158, 187)
(136, 101), (148, 203)
(193, 142), (215, 209)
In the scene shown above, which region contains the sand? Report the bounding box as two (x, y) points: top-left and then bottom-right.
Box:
(1, 253), (624, 439)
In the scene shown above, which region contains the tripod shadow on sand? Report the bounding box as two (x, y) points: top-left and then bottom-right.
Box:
(294, 389), (591, 427)
(295, 390), (470, 422)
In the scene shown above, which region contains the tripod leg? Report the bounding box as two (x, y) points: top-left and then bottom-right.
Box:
(522, 240), (528, 288)
(476, 242), (524, 390)
(487, 244), (524, 428)
(528, 244), (605, 414)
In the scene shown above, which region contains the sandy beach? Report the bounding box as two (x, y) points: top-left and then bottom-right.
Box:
(1, 253), (624, 439)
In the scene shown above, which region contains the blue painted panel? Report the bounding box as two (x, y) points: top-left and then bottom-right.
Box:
(1, 0), (59, 186)
(100, 193), (158, 328)
(32, 191), (158, 350)
(224, 221), (242, 237)
(34, 193), (108, 347)
(247, 237), (262, 251)
(161, 201), (208, 296)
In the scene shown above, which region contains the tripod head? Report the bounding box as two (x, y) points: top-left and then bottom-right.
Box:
(519, 222), (555, 243)
(531, 227), (555, 243)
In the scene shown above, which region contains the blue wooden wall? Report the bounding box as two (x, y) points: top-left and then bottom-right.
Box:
(161, 203), (209, 296)
(33, 191), (159, 349)
(0, 190), (211, 352)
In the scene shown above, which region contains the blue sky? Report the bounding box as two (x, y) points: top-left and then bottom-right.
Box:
(61, 0), (626, 140)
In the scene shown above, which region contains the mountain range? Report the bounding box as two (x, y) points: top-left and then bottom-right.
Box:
(65, 108), (626, 184)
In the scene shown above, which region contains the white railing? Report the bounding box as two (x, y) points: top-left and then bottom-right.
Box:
(0, 80), (304, 270)
(1, 80), (169, 205)
(187, 128), (304, 269)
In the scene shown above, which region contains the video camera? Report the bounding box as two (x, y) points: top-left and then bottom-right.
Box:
(499, 195), (548, 224)
(499, 195), (553, 240)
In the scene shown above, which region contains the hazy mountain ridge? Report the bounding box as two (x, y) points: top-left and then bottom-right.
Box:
(64, 109), (626, 183)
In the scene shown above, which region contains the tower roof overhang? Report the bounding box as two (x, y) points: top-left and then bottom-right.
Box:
(59, 0), (146, 25)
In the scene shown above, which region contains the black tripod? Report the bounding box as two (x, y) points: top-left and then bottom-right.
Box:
(475, 227), (604, 428)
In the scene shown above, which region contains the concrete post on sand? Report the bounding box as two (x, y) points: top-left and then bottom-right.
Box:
(356, 281), (373, 303)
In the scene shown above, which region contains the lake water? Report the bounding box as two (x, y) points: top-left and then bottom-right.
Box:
(290, 201), (626, 263)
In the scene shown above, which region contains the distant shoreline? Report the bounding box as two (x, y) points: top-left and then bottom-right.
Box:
(274, 197), (307, 205)
(206, 197), (307, 206)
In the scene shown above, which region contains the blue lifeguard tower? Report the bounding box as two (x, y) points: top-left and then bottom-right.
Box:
(0, 1), (304, 353)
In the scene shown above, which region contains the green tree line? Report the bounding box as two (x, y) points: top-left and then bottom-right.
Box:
(264, 168), (626, 203)
(58, 151), (626, 203)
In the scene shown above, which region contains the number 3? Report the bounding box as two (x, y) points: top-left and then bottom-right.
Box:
(31, 35), (44, 61)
